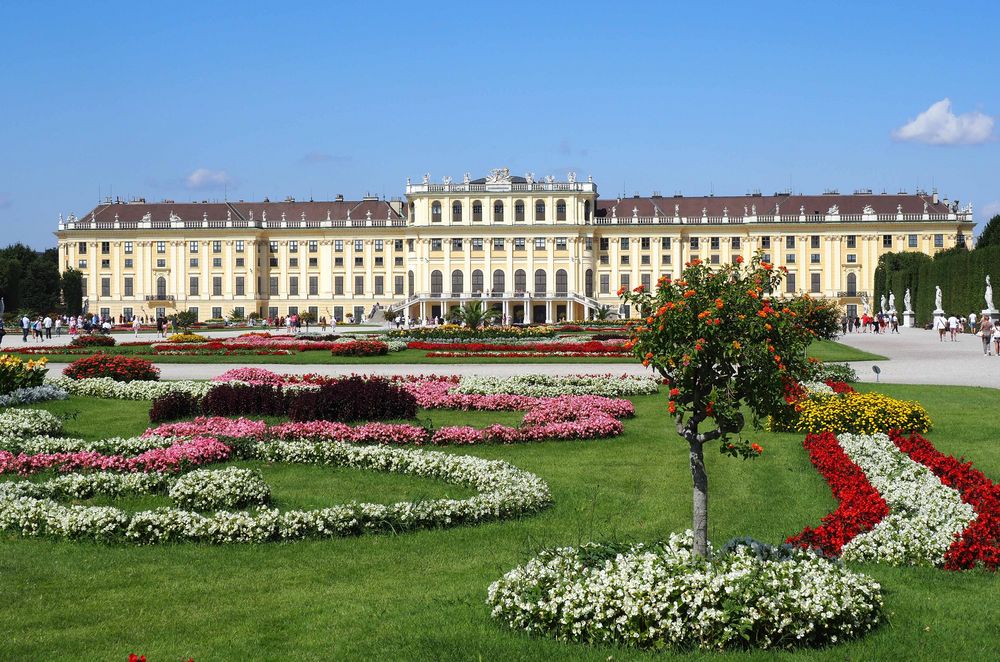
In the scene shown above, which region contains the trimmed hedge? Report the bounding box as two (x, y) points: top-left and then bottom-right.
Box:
(69, 334), (116, 347)
(287, 377), (417, 422)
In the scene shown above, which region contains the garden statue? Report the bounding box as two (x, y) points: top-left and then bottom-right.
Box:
(986, 275), (995, 311)
(904, 288), (912, 313)
(880, 295), (887, 315)
(935, 285), (943, 311)
(888, 292), (896, 313)
(860, 292), (870, 315)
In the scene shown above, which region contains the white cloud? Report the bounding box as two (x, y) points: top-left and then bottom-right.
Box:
(185, 168), (234, 190)
(893, 98), (994, 145)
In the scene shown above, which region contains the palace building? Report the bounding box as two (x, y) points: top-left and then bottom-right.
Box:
(55, 168), (975, 323)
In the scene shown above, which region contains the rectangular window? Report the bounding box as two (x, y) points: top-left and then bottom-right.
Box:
(786, 254), (796, 264)
(846, 235), (857, 248)
(288, 241), (298, 253)
(731, 237), (741, 250)
(394, 257), (403, 266)
(354, 240), (363, 252)
(661, 254), (671, 264)
(883, 234), (892, 248)
(335, 240), (343, 252)
(269, 276), (278, 295)
(599, 255), (609, 265)
(334, 257), (344, 267)
(374, 240), (383, 251)
(710, 237), (720, 250)
(156, 241), (166, 254)
(760, 237), (770, 249)
(269, 241), (278, 253)
(123, 307), (133, 320)
(289, 277), (298, 296)
(78, 241), (87, 254)
(786, 273), (796, 293)
(124, 241), (133, 254)
(354, 275), (364, 295)
(236, 276), (245, 296)
(810, 235), (820, 249)
(641, 255), (650, 265)
(908, 234), (918, 248)
(620, 237), (629, 250)
(640, 237), (650, 250)
(690, 237), (699, 250)
(101, 259), (110, 269)
(124, 277), (133, 296)
(309, 240), (318, 253)
(190, 258), (199, 268)
(810, 253), (821, 264)
(710, 254), (720, 264)
(662, 237), (672, 249)
(213, 276), (222, 296)
(269, 257), (278, 267)
(620, 273), (630, 289)
(394, 275), (404, 295)
(641, 274), (651, 290)
(124, 259), (133, 268)
(934, 234), (943, 248)
(407, 239), (414, 251)
(308, 257), (318, 267)
(354, 306), (365, 322)
(334, 276), (344, 295)
(555, 237), (567, 250)
(189, 276), (199, 296)
(308, 276), (318, 296)
(810, 273), (821, 293)
(156, 259), (165, 268)
(493, 238), (504, 250)
(354, 257), (363, 267)
(472, 238), (483, 251)
(189, 241), (199, 253)
(620, 254), (630, 265)
(847, 254), (857, 263)
(452, 238), (463, 250)
(785, 236), (795, 249)
(234, 306), (244, 319)
(236, 258), (245, 267)
(333, 305), (343, 321)
(514, 238), (525, 250)
(213, 240), (222, 253)
(289, 258), (299, 267)
(599, 274), (610, 294)
(394, 239), (403, 251)
(212, 307), (222, 320)
(534, 238), (545, 250)
(236, 240), (244, 252)
(375, 276), (384, 295)
(762, 253), (770, 263)
(599, 238), (609, 251)
(213, 258), (222, 268)
(431, 239), (442, 251)
(101, 277), (110, 297)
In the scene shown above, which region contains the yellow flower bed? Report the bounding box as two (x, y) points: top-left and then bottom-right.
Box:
(0, 354), (49, 394)
(167, 333), (209, 343)
(795, 392), (932, 434)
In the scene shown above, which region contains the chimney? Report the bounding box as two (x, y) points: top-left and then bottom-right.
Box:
(335, 194), (344, 202)
(932, 191), (939, 205)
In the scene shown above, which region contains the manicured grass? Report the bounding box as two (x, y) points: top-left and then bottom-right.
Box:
(807, 338), (887, 362)
(2, 386), (998, 659)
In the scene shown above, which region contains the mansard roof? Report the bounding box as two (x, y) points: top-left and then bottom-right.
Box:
(594, 193), (956, 218)
(74, 199), (405, 224)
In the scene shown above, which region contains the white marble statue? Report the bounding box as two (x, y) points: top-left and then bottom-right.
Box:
(860, 292), (871, 316)
(904, 288), (912, 313)
(987, 275), (995, 311)
(880, 295), (887, 315)
(888, 292), (896, 313)
(935, 285), (942, 311)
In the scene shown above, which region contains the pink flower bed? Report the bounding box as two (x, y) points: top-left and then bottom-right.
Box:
(0, 437), (230, 476)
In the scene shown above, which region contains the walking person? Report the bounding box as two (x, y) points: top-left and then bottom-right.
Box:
(979, 316), (994, 355)
(43, 315), (52, 339)
(21, 314), (30, 342)
(947, 314), (959, 341)
(993, 322), (1000, 356)
(55, 316), (62, 336)
(934, 315), (948, 341)
(0, 318), (6, 347)
(132, 316), (141, 337)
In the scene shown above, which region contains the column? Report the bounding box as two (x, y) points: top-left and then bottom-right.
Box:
(545, 300), (553, 324)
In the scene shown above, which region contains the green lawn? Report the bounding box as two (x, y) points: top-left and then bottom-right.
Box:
(807, 339), (886, 362)
(2, 384), (997, 659)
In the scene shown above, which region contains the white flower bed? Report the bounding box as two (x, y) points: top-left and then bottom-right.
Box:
(454, 374), (659, 398)
(0, 434), (173, 455)
(0, 385), (69, 408)
(838, 432), (976, 566)
(169, 467), (271, 510)
(385, 340), (408, 352)
(1, 472), (170, 500)
(0, 436), (551, 544)
(488, 532), (883, 651)
(48, 377), (212, 400)
(799, 380), (835, 396)
(0, 409), (63, 438)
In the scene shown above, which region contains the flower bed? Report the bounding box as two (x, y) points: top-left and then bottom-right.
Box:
(487, 532), (883, 651)
(407, 339), (627, 355)
(0, 436), (230, 476)
(0, 435), (551, 544)
(0, 385), (69, 408)
(0, 355), (48, 395)
(0, 408), (64, 438)
(452, 374), (659, 398)
(48, 376), (210, 400)
(63, 354), (160, 382)
(795, 392), (931, 435)
(329, 340), (389, 356)
(166, 333), (209, 343)
(168, 466), (271, 510)
(69, 335), (116, 348)
(386, 325), (556, 340)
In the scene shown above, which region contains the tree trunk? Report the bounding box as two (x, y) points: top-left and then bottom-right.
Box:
(689, 440), (709, 558)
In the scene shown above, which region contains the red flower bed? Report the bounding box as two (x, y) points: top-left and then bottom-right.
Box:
(407, 340), (625, 354)
(425, 351), (628, 358)
(63, 353), (160, 382)
(824, 379), (855, 394)
(329, 340), (388, 356)
(69, 335), (116, 348)
(785, 431), (889, 556)
(891, 430), (1000, 571)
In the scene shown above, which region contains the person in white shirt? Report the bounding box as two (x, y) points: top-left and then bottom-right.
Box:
(43, 316), (52, 340)
(969, 312), (977, 328)
(947, 315), (959, 342)
(54, 317), (62, 336)
(132, 317), (141, 337)
(934, 315), (948, 342)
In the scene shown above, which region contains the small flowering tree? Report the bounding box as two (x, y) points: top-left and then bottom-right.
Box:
(619, 254), (837, 557)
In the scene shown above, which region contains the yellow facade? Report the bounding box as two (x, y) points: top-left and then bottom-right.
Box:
(56, 169), (975, 323)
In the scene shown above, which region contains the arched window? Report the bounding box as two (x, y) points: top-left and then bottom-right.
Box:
(584, 200), (591, 222)
(555, 269), (568, 295)
(492, 269), (505, 295)
(514, 200), (525, 222)
(585, 269), (594, 297)
(535, 200), (545, 221)
(471, 269), (484, 293)
(493, 201), (504, 222)
(847, 272), (857, 296)
(452, 201), (462, 222)
(156, 276), (167, 299)
(472, 200), (483, 222)
(431, 201), (442, 222)
(534, 269), (547, 295)
(408, 270), (415, 296)
(514, 269), (526, 293)
(451, 269), (464, 294)
(556, 199), (567, 221)
(430, 270), (443, 295)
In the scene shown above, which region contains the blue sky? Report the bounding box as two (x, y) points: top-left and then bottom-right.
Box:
(1, 1), (998, 249)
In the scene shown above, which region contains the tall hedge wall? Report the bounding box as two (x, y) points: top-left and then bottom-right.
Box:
(874, 245), (1000, 325)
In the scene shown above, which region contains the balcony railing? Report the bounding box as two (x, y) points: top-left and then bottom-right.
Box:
(144, 294), (175, 302)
